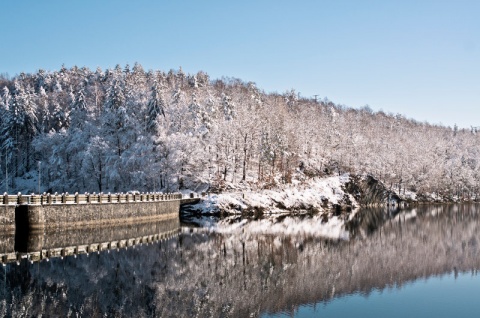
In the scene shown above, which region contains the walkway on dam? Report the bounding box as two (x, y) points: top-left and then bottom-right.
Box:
(0, 192), (202, 205)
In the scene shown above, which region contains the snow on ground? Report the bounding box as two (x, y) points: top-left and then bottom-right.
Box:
(392, 186), (417, 202)
(190, 174), (357, 215)
(401, 189), (417, 201)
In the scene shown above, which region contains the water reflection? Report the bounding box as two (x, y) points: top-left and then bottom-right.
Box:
(0, 204), (480, 317)
(265, 271), (480, 318)
(2, 217), (180, 264)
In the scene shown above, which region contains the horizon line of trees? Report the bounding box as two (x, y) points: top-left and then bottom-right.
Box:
(0, 64), (479, 198)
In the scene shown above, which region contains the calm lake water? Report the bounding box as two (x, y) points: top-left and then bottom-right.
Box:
(1, 204), (480, 317)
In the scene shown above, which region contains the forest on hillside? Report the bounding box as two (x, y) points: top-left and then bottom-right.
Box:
(0, 64), (479, 197)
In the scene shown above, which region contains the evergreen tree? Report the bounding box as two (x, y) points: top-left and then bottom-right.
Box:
(51, 101), (69, 131)
(70, 86), (88, 129)
(146, 80), (166, 133)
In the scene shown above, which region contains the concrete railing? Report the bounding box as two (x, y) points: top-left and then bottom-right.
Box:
(0, 192), (182, 206)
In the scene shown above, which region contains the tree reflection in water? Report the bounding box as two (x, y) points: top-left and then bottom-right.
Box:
(1, 204), (480, 317)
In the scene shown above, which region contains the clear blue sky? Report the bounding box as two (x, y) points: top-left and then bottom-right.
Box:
(1, 0), (479, 128)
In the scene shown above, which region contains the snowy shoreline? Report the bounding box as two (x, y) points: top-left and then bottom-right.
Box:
(186, 174), (358, 216)
(184, 173), (478, 217)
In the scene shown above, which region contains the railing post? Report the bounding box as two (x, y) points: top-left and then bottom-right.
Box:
(18, 193), (27, 205)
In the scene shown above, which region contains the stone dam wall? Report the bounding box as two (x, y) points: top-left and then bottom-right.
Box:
(22, 200), (180, 230)
(0, 205), (16, 232)
(1, 192), (182, 231)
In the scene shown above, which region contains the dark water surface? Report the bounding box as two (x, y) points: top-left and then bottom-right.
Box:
(1, 204), (480, 317)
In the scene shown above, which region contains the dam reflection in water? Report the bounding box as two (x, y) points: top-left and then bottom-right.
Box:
(1, 204), (480, 317)
(1, 216), (180, 264)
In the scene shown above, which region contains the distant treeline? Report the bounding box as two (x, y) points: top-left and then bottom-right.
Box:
(0, 64), (478, 197)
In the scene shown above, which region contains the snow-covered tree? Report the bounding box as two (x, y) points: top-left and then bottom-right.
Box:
(0, 64), (478, 197)
(221, 93), (235, 121)
(146, 80), (166, 133)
